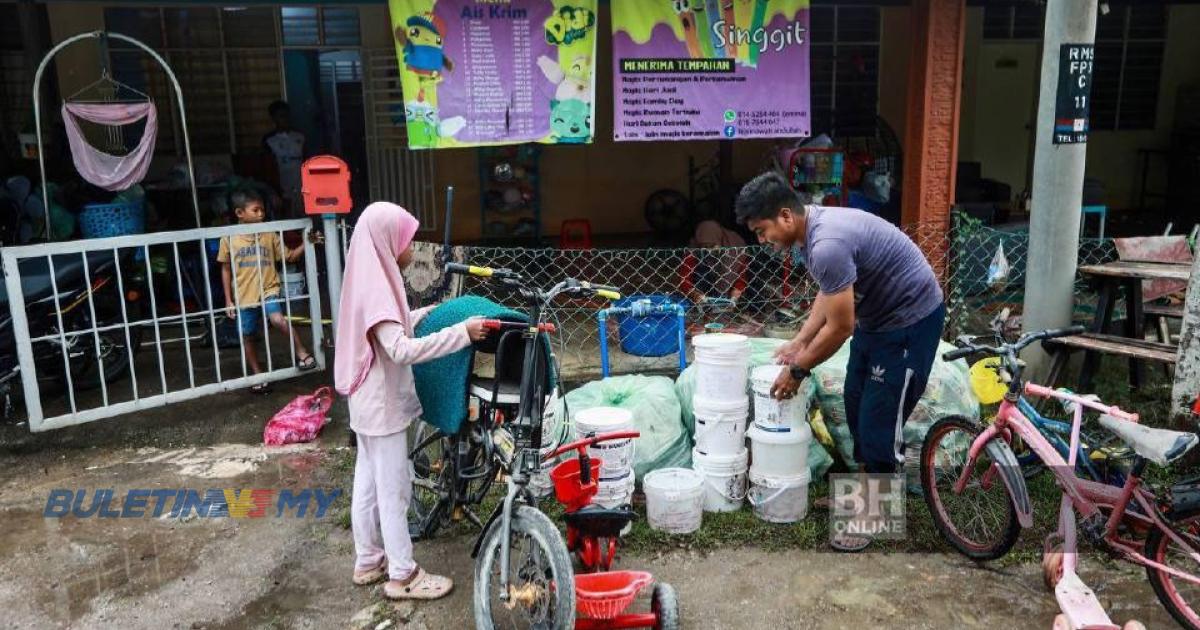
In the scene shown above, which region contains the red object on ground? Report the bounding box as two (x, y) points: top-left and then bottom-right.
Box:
(574, 571), (654, 620)
(263, 387), (333, 445)
(550, 457), (601, 512)
(1192, 395), (1200, 416)
(300, 155), (352, 215)
(559, 219), (593, 249)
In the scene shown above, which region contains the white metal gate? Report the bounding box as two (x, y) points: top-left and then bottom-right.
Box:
(1, 220), (324, 432)
(364, 47), (437, 232)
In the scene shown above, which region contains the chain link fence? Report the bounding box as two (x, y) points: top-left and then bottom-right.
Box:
(378, 215), (1118, 381)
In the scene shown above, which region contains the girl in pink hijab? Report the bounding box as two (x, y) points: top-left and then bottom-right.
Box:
(335, 202), (487, 601)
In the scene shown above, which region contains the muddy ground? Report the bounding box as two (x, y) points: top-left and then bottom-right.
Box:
(0, 374), (1179, 629)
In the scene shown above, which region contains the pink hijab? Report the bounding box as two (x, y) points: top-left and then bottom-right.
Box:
(334, 202), (419, 396)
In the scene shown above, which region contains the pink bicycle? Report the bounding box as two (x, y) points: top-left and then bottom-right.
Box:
(921, 326), (1200, 629)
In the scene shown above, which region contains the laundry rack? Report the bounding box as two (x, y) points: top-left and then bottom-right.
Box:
(31, 30), (201, 236)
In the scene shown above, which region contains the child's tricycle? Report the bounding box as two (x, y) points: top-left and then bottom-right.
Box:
(548, 430), (680, 630)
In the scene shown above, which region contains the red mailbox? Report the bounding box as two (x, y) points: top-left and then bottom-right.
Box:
(301, 155), (352, 215)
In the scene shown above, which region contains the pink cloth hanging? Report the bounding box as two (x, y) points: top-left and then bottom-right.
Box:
(61, 102), (158, 191)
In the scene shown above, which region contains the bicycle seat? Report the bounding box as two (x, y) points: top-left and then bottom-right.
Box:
(1099, 414), (1199, 466)
(469, 376), (521, 406)
(564, 504), (636, 538)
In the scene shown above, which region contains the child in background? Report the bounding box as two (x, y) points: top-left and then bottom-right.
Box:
(334, 202), (488, 600)
(218, 187), (317, 393)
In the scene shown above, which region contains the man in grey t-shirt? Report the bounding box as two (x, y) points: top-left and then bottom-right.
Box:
(736, 172), (946, 550)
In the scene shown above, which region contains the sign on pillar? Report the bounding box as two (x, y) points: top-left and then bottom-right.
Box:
(1053, 44), (1094, 145)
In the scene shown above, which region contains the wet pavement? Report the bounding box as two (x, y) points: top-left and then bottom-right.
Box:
(0, 381), (1181, 629)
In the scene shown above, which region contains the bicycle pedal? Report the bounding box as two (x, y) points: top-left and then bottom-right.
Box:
(452, 506), (464, 522)
(1081, 513), (1109, 547)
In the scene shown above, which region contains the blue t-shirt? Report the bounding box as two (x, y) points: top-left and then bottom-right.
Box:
(793, 205), (943, 332)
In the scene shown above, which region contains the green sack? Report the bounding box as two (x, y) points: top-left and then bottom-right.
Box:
(556, 374), (691, 481)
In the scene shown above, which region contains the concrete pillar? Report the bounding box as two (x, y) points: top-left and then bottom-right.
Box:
(900, 0), (966, 279)
(1022, 0), (1098, 372)
(1173, 256), (1200, 427)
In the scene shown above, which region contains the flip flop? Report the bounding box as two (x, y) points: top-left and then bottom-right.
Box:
(297, 355), (318, 371)
(830, 532), (871, 553)
(353, 559), (388, 586)
(250, 382), (272, 395)
(383, 567), (454, 601)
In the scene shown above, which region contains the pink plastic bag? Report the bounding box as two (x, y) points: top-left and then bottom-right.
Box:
(264, 386), (334, 446)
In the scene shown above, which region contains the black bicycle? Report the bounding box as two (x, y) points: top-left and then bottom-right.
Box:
(407, 262), (621, 630)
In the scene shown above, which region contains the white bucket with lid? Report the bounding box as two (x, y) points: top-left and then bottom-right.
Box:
(575, 407), (636, 481)
(747, 469), (811, 523)
(693, 395), (749, 456)
(692, 446), (748, 512)
(693, 333), (751, 402)
(594, 470), (636, 509)
(643, 467), (705, 534)
(747, 424), (811, 479)
(749, 365), (810, 433)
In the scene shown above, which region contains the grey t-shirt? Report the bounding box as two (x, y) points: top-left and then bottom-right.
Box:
(793, 205), (943, 332)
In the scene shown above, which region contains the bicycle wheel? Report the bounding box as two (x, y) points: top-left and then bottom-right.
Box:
(920, 415), (1021, 560)
(474, 505), (575, 630)
(408, 423), (451, 540)
(1145, 516), (1200, 630)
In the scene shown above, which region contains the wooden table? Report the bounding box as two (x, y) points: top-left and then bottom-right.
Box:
(1075, 261), (1190, 388)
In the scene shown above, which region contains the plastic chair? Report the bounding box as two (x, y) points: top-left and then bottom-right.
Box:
(1080, 205), (1107, 239)
(559, 219), (592, 249)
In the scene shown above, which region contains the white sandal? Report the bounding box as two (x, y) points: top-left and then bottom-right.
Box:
(384, 567), (454, 600)
(352, 559), (388, 586)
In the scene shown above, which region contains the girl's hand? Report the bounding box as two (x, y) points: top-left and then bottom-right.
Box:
(465, 319), (490, 342)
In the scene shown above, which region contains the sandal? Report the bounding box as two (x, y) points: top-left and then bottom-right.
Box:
(830, 532), (871, 553)
(353, 559), (388, 586)
(250, 382), (272, 395)
(383, 567), (453, 601)
(297, 355), (318, 372)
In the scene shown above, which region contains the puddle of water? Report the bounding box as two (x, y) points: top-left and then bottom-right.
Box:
(0, 507), (210, 624)
(128, 443), (320, 479)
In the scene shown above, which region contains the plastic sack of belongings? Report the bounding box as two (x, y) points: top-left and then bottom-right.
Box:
(811, 338), (980, 468)
(554, 374), (692, 481)
(675, 337), (834, 480)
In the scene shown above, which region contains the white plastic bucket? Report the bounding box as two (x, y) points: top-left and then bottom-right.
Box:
(747, 469), (811, 523)
(594, 471), (636, 509)
(575, 407), (636, 481)
(693, 395), (749, 456)
(283, 269), (306, 299)
(692, 446), (748, 512)
(643, 467), (705, 534)
(749, 365), (810, 433)
(747, 424), (811, 479)
(693, 333), (750, 401)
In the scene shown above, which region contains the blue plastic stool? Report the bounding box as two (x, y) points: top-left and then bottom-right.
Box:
(1080, 205), (1107, 239)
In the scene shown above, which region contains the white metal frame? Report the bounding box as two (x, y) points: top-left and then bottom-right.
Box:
(32, 30), (201, 230)
(2, 219), (324, 432)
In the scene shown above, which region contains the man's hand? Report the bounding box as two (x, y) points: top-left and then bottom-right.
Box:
(308, 230), (325, 245)
(225, 302), (237, 319)
(770, 368), (801, 401)
(774, 338), (807, 365)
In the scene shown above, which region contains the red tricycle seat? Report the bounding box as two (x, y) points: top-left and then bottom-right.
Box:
(550, 457), (601, 512)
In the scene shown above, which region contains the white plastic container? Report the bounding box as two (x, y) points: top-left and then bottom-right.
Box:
(643, 467), (705, 534)
(749, 365), (810, 433)
(594, 471), (636, 509)
(575, 407), (636, 481)
(692, 446), (749, 512)
(283, 264), (306, 299)
(747, 424), (812, 479)
(747, 469), (811, 523)
(692, 333), (751, 401)
(693, 395), (749, 456)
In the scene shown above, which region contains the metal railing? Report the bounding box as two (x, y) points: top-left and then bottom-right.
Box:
(2, 219), (324, 431)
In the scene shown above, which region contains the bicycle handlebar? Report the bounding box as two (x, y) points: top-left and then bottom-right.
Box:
(444, 263), (623, 301)
(942, 325), (1086, 362)
(547, 430), (641, 461)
